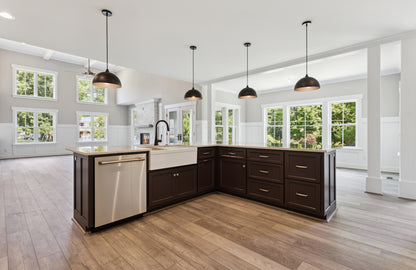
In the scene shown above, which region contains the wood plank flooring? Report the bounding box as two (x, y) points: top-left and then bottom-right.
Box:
(0, 155), (416, 269)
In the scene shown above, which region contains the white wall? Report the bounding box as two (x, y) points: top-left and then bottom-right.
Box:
(241, 74), (400, 172)
(0, 49), (130, 159)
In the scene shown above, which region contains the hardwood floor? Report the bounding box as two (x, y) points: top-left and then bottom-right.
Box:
(0, 155), (416, 270)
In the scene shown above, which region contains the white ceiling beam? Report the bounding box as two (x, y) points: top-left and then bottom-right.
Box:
(202, 29), (416, 85)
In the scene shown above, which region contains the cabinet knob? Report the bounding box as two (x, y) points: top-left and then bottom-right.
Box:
(242, 165), (246, 168)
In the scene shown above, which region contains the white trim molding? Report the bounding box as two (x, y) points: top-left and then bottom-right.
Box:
(12, 64), (58, 100)
(399, 180), (416, 200)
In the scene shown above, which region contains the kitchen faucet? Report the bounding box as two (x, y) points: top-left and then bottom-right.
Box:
(154, 120), (170, 146)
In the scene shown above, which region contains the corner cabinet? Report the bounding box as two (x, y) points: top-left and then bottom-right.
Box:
(148, 165), (197, 211)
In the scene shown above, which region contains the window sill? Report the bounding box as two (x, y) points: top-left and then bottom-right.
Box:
(77, 101), (107, 106)
(13, 142), (56, 146)
(77, 141), (108, 143)
(12, 94), (57, 101)
(333, 147), (363, 152)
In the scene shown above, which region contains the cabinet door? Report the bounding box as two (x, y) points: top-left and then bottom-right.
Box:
(174, 165), (197, 199)
(198, 158), (215, 193)
(148, 169), (175, 210)
(219, 157), (246, 195)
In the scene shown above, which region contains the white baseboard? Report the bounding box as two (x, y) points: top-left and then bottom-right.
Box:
(399, 180), (416, 200)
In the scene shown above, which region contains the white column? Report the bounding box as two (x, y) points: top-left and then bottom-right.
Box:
(366, 46), (382, 194)
(206, 84), (214, 144)
(399, 38), (416, 199)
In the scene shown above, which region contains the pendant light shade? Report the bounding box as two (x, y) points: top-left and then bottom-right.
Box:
(93, 9), (122, 89)
(184, 45), (202, 100)
(294, 21), (320, 92)
(238, 42), (257, 99)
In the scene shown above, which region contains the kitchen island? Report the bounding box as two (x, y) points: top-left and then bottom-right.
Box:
(67, 145), (336, 231)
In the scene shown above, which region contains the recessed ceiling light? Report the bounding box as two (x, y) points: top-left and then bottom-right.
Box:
(0, 11), (15, 20)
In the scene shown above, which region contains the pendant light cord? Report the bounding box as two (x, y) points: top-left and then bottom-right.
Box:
(246, 44), (249, 86)
(106, 13), (109, 71)
(192, 48), (195, 88)
(305, 22), (308, 75)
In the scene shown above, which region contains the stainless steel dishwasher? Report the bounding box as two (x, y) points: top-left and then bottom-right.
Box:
(94, 153), (147, 228)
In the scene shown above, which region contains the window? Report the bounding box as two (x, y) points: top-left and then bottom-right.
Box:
(77, 112), (108, 142)
(265, 108), (283, 147)
(13, 108), (57, 144)
(13, 65), (57, 99)
(215, 109), (224, 144)
(290, 105), (322, 149)
(214, 105), (239, 145)
(330, 102), (356, 148)
(77, 76), (106, 104)
(131, 109), (139, 144)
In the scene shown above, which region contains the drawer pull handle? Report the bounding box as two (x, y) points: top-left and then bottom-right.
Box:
(296, 192), (309, 197)
(259, 188), (270, 193)
(258, 155), (269, 158)
(203, 152), (211, 155)
(295, 165), (308, 169)
(202, 159), (210, 163)
(228, 152), (236, 155)
(258, 170), (270, 174)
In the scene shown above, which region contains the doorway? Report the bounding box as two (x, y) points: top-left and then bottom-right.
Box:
(165, 102), (196, 145)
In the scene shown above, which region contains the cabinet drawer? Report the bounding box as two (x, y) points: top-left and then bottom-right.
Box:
(285, 152), (321, 183)
(247, 161), (283, 183)
(219, 147), (246, 159)
(285, 179), (320, 215)
(198, 147), (216, 159)
(247, 149), (283, 164)
(247, 179), (283, 206)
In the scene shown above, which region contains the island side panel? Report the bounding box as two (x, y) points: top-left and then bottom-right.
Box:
(73, 153), (94, 231)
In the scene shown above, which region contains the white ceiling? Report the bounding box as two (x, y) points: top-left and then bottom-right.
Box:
(214, 41), (401, 93)
(0, 0), (414, 83)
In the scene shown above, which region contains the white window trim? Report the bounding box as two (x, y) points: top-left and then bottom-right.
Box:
(164, 102), (197, 145)
(76, 75), (108, 105)
(261, 95), (362, 149)
(263, 106), (285, 147)
(213, 102), (240, 145)
(12, 64), (58, 100)
(130, 108), (140, 145)
(328, 99), (361, 149)
(12, 107), (58, 145)
(76, 111), (109, 143)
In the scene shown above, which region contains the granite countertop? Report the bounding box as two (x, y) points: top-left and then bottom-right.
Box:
(66, 145), (151, 156)
(66, 144), (335, 156)
(195, 144), (335, 153)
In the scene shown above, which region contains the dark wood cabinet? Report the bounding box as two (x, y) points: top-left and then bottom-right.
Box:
(175, 166), (197, 199)
(73, 154), (94, 230)
(285, 179), (320, 215)
(148, 165), (197, 211)
(247, 178), (284, 206)
(198, 158), (215, 194)
(218, 151), (246, 196)
(148, 168), (176, 210)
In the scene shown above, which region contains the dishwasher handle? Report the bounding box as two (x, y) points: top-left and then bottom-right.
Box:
(98, 158), (145, 165)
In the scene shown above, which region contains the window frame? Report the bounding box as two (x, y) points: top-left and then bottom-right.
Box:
(76, 75), (107, 105)
(261, 95), (361, 150)
(263, 106), (285, 148)
(213, 103), (240, 145)
(329, 100), (358, 149)
(12, 107), (58, 145)
(130, 108), (139, 145)
(76, 111), (109, 143)
(12, 64), (58, 100)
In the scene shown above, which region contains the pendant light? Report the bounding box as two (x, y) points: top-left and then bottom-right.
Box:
(93, 9), (122, 89)
(184, 45), (202, 100)
(294, 21), (320, 91)
(238, 42), (257, 99)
